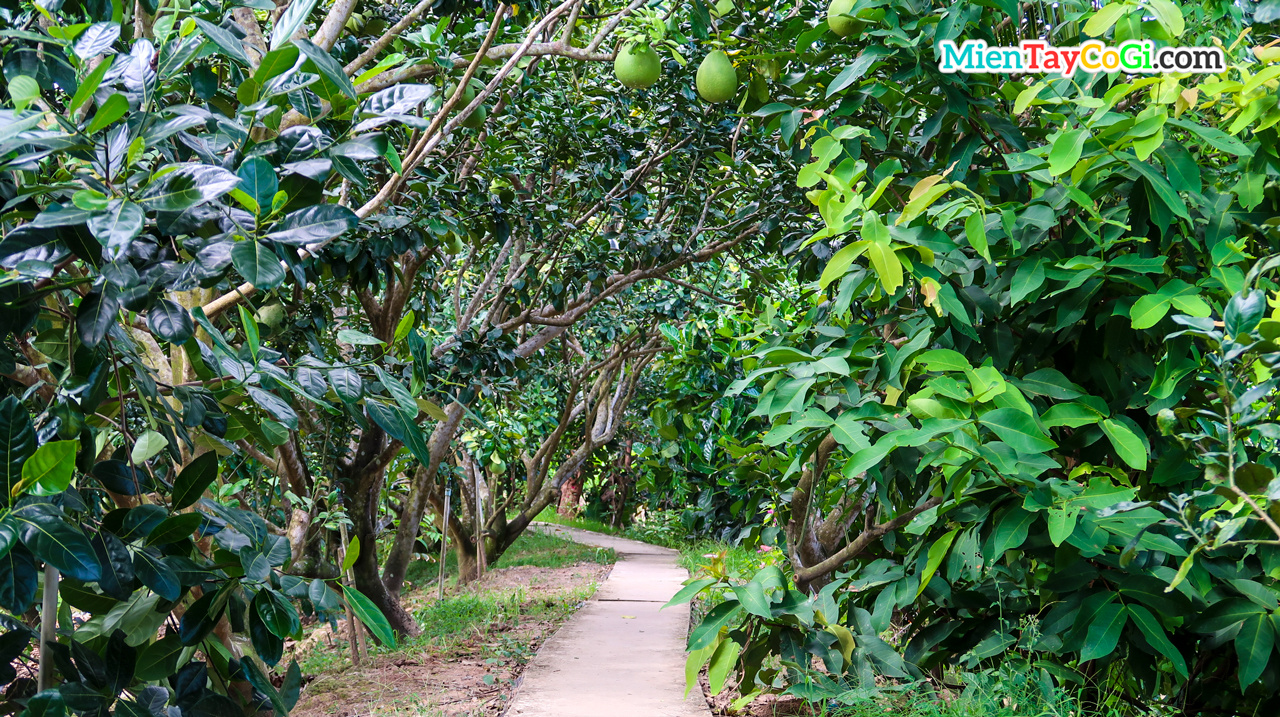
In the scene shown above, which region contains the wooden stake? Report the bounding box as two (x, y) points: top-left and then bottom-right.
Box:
(475, 467), (486, 579)
(438, 484), (451, 601)
(338, 522), (364, 666)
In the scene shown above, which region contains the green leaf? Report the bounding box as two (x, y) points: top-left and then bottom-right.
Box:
(964, 211), (990, 262)
(19, 440), (78, 497)
(271, 0), (319, 50)
(979, 408), (1057, 454)
(916, 528), (958, 598)
(706, 638), (741, 696)
(1047, 505), (1080, 546)
(664, 578), (718, 608)
(1084, 3), (1130, 36)
(340, 583), (397, 647)
(73, 22), (120, 60)
(146, 513), (201, 545)
(193, 17), (250, 65)
(1014, 368), (1084, 400)
(1128, 159), (1189, 220)
(135, 633), (184, 681)
(825, 49), (887, 98)
(337, 329), (384, 346)
(1100, 418), (1147, 470)
(1041, 402), (1104, 428)
(1165, 117), (1253, 157)
(819, 241), (868, 289)
(231, 241), (286, 290)
(7, 76), (39, 112)
(688, 600), (742, 650)
(146, 300), (194, 344)
(1048, 129), (1088, 175)
(1130, 295), (1171, 330)
(1081, 602), (1126, 661)
(130, 430), (168, 464)
(341, 535), (359, 574)
(76, 289), (121, 349)
(984, 506), (1035, 558)
(69, 55), (115, 114)
(171, 452), (219, 510)
(266, 204), (359, 246)
(255, 588), (301, 638)
(87, 199), (144, 251)
(1236, 613), (1274, 690)
(254, 45), (301, 83)
(295, 38), (356, 102)
(237, 157), (278, 214)
(865, 239), (903, 295)
(86, 93), (128, 134)
(1145, 0), (1185, 37)
(1127, 604), (1187, 678)
(0, 398), (35, 505)
(916, 349), (970, 372)
(139, 164), (241, 212)
(12, 504), (100, 582)
(1196, 598), (1264, 633)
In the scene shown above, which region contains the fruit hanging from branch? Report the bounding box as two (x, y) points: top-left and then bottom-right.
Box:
(614, 42), (662, 89)
(696, 50), (738, 103)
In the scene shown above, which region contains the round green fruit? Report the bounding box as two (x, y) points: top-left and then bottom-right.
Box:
(827, 0), (860, 37)
(255, 303), (286, 331)
(696, 50), (738, 103)
(461, 103), (487, 129)
(614, 42), (661, 89)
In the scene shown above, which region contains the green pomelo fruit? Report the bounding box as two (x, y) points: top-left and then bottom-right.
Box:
(614, 42), (661, 89)
(255, 303), (286, 330)
(827, 0), (860, 37)
(696, 51), (738, 103)
(461, 104), (487, 129)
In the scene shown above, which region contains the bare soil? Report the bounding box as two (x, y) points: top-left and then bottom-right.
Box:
(289, 562), (611, 717)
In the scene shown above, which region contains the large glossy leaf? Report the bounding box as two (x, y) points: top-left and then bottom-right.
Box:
(134, 633), (183, 681)
(247, 387), (298, 429)
(254, 588), (300, 638)
(139, 164), (241, 212)
(171, 452), (219, 510)
(294, 39), (356, 103)
(0, 397), (36, 503)
(271, 0), (319, 50)
(146, 300), (194, 344)
(237, 157), (278, 213)
(90, 530), (134, 601)
(360, 84), (434, 116)
(265, 204), (358, 246)
(12, 503), (100, 582)
(1127, 604), (1188, 678)
(339, 584), (396, 647)
(231, 241), (286, 290)
(20, 440), (78, 497)
(1080, 602), (1126, 661)
(132, 548), (180, 601)
(253, 45), (301, 84)
(1236, 613), (1274, 689)
(76, 288), (120, 348)
(1100, 418), (1148, 470)
(192, 17), (250, 65)
(249, 601), (284, 667)
(0, 542), (37, 613)
(978, 408), (1057, 454)
(327, 367), (362, 401)
(91, 460), (147, 495)
(73, 22), (120, 60)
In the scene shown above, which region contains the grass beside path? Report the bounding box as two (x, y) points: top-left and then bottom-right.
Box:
(289, 530), (615, 717)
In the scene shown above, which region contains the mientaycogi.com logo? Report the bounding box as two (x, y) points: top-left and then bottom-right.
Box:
(937, 39), (1225, 76)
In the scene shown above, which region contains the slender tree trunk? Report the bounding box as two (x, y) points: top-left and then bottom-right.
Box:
(343, 428), (420, 637)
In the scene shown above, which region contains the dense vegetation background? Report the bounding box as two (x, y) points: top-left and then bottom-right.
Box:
(0, 0), (1275, 714)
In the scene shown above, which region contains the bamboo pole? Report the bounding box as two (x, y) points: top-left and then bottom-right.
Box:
(37, 565), (58, 691)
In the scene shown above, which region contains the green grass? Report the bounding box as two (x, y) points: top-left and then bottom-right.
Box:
(529, 506), (622, 535)
(296, 529), (613, 675)
(678, 538), (777, 579)
(828, 670), (1132, 717)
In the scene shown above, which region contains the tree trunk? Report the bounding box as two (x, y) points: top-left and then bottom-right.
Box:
(343, 428), (420, 637)
(558, 466), (585, 517)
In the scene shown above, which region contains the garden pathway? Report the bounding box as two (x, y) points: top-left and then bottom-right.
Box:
(505, 524), (710, 717)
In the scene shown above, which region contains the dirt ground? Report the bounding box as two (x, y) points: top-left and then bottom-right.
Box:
(701, 670), (813, 717)
(289, 561), (612, 717)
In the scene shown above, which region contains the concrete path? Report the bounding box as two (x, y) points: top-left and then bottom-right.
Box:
(505, 524), (710, 717)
